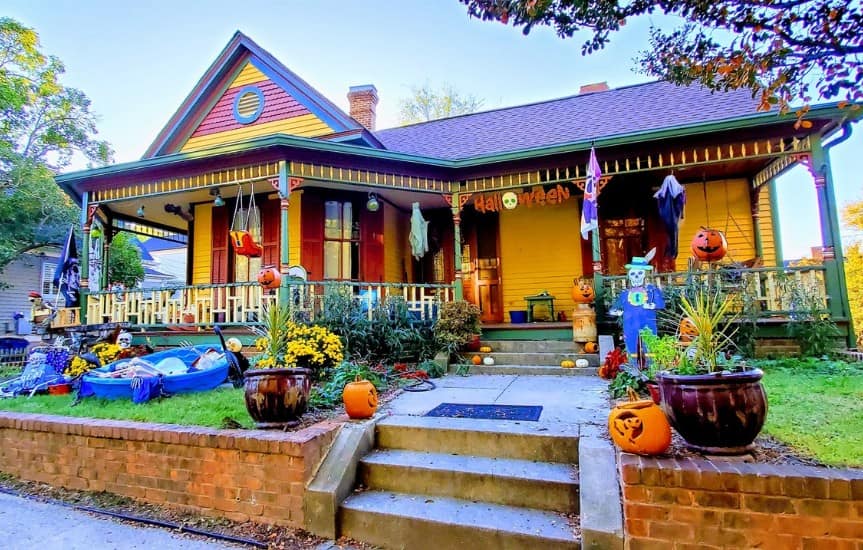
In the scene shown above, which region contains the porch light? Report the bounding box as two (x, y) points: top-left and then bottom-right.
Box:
(136, 205), (145, 218)
(210, 188), (225, 207)
(366, 193), (380, 212)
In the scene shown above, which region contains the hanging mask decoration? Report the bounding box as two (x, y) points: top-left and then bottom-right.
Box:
(116, 332), (133, 349)
(501, 191), (518, 210)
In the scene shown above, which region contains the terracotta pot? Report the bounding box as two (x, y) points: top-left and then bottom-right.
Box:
(462, 334), (481, 352)
(646, 381), (660, 404)
(48, 383), (72, 395)
(243, 368), (311, 428)
(657, 368), (767, 455)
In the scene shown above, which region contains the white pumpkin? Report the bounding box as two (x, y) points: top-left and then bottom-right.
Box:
(575, 358), (590, 368)
(482, 356), (495, 366)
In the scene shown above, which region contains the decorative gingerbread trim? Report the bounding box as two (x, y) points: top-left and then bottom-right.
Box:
(288, 177), (304, 193)
(574, 176), (612, 195)
(85, 204), (100, 229)
(443, 193), (472, 210)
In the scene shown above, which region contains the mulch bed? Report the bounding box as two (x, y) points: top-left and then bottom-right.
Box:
(664, 431), (828, 468)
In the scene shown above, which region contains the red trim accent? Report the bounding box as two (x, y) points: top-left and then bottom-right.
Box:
(288, 177), (303, 192)
(211, 205), (230, 283)
(261, 197), (280, 268)
(300, 193), (324, 280)
(361, 206), (384, 282)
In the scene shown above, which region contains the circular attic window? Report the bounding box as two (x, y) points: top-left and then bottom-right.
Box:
(232, 86), (265, 124)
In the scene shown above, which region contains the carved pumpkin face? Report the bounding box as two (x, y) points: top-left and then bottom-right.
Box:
(257, 266), (281, 290)
(343, 379), (378, 419)
(608, 400), (672, 456)
(572, 280), (595, 304)
(691, 228), (728, 262)
(678, 317), (698, 343)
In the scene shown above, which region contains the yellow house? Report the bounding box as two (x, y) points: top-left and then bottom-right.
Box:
(55, 32), (858, 345)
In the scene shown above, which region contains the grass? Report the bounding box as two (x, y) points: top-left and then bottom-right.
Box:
(0, 387), (254, 429)
(757, 358), (863, 468)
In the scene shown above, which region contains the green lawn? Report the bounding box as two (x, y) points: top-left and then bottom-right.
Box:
(0, 387), (253, 429)
(758, 358), (863, 468)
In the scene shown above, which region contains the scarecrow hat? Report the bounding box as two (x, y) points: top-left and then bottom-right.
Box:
(625, 257), (654, 271)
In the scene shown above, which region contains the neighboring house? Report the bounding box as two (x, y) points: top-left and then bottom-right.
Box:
(134, 237), (186, 289)
(54, 32), (858, 343)
(0, 250), (59, 335)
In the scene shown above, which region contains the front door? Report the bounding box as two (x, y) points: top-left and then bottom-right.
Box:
(463, 210), (503, 323)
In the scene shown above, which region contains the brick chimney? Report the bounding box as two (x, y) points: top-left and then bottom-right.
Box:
(579, 82), (610, 94)
(347, 85), (378, 130)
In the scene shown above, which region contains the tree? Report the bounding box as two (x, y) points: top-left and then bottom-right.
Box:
(107, 233), (144, 289)
(843, 200), (863, 347)
(398, 83), (484, 125)
(0, 17), (112, 274)
(460, 1), (863, 119)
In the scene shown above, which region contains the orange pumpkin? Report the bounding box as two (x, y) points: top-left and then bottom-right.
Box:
(679, 317), (699, 343)
(572, 278), (595, 304)
(257, 266), (281, 290)
(343, 378), (378, 419)
(608, 397), (671, 456)
(584, 342), (598, 354)
(471, 355), (482, 365)
(691, 228), (728, 262)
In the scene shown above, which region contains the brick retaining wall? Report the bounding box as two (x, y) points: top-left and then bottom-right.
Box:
(0, 413), (340, 526)
(619, 454), (863, 549)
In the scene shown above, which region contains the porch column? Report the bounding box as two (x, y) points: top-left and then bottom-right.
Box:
(451, 192), (464, 301)
(278, 160), (291, 310)
(750, 183), (764, 259)
(767, 179), (784, 265)
(808, 138), (853, 342)
(79, 192), (91, 324)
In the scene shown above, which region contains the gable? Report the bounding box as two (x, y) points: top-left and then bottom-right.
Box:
(145, 32), (368, 158)
(180, 59), (334, 152)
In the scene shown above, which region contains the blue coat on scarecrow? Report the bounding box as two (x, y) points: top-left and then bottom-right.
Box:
(610, 250), (665, 360)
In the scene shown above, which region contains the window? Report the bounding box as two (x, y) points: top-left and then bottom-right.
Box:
(233, 205), (262, 282)
(41, 261), (58, 297)
(323, 201), (359, 280)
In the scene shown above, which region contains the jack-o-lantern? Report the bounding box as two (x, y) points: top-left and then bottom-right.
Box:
(572, 278), (595, 304)
(691, 228), (728, 262)
(584, 342), (598, 354)
(608, 392), (671, 456)
(343, 378), (378, 419)
(678, 317), (699, 343)
(257, 266), (281, 290)
(471, 355), (482, 365)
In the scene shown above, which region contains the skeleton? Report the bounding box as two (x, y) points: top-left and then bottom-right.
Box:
(116, 332), (132, 349)
(501, 191), (518, 210)
(610, 249), (665, 363)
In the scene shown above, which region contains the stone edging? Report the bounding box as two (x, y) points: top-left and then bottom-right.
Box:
(579, 425), (625, 549)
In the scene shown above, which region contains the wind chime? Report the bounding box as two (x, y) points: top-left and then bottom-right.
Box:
(230, 183), (263, 257)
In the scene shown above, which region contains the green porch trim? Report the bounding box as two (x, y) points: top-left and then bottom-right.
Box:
(79, 192), (90, 324)
(481, 327), (573, 341)
(452, 192), (464, 301)
(751, 182), (764, 259)
(279, 160), (290, 311)
(767, 179), (784, 265)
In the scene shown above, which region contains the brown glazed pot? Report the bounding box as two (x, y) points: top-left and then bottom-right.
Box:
(656, 368), (767, 455)
(243, 368), (311, 428)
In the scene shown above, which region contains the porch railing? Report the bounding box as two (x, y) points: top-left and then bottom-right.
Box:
(86, 281), (455, 328)
(601, 265), (828, 316)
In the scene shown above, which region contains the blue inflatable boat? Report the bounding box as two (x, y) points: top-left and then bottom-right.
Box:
(79, 345), (229, 403)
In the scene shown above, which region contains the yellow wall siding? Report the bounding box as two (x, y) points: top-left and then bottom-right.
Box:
(180, 114), (333, 152)
(192, 204), (213, 284)
(498, 200), (583, 315)
(756, 184), (777, 266)
(289, 192), (301, 267)
(229, 62), (267, 89)
(384, 204), (406, 282)
(675, 178), (758, 271)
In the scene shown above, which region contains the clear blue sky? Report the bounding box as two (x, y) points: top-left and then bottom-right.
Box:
(8, 0), (862, 259)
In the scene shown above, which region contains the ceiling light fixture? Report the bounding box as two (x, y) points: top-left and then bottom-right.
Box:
(136, 205), (145, 218)
(366, 192), (380, 212)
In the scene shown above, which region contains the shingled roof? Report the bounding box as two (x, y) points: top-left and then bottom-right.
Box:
(374, 80), (763, 160)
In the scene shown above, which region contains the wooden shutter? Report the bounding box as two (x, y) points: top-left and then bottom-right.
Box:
(261, 197), (280, 268)
(211, 204), (229, 283)
(361, 204), (385, 283)
(300, 193), (324, 280)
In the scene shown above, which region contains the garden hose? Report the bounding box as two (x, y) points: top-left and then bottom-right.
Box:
(401, 378), (436, 392)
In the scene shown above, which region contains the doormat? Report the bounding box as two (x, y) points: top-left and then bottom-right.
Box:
(425, 403), (543, 422)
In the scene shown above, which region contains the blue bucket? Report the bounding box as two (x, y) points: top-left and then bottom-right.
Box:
(509, 310), (527, 324)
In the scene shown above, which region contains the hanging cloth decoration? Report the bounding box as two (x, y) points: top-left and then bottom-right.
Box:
(653, 174), (686, 259)
(409, 202), (429, 261)
(229, 184), (263, 257)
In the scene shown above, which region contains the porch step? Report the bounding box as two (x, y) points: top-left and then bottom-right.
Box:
(480, 339), (578, 353)
(469, 351), (599, 367)
(359, 449), (579, 512)
(375, 416), (580, 463)
(457, 364), (598, 376)
(339, 490), (580, 550)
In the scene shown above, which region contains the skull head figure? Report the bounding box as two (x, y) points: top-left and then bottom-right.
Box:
(501, 192), (518, 210)
(628, 268), (646, 288)
(624, 250), (656, 288)
(117, 331), (132, 349)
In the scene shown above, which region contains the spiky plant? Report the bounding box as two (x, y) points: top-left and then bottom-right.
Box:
(679, 289), (739, 373)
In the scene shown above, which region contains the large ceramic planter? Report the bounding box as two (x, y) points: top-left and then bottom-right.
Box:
(656, 368), (767, 455)
(243, 368), (311, 429)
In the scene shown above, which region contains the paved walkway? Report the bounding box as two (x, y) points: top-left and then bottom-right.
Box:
(0, 492), (242, 550)
(384, 374), (609, 426)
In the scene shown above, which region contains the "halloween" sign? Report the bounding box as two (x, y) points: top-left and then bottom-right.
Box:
(474, 184), (572, 213)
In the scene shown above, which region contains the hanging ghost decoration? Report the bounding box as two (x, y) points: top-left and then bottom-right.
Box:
(409, 202), (429, 261)
(653, 175), (686, 259)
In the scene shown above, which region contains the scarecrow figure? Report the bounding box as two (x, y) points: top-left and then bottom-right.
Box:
(609, 249), (665, 361)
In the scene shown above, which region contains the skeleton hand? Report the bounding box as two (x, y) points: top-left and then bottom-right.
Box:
(643, 302), (656, 310)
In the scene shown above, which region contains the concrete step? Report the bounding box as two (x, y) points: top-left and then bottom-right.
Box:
(359, 449), (579, 512)
(454, 364), (598, 376)
(339, 490), (580, 550)
(480, 340), (579, 353)
(466, 351), (600, 366)
(375, 416), (580, 463)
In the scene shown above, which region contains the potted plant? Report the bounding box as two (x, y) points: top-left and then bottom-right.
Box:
(636, 328), (680, 403)
(655, 289), (768, 454)
(434, 301), (482, 353)
(244, 302), (344, 428)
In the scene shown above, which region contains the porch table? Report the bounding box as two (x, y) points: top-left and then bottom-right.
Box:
(524, 292), (555, 322)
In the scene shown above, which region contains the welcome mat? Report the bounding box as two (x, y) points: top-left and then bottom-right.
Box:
(425, 403), (543, 422)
